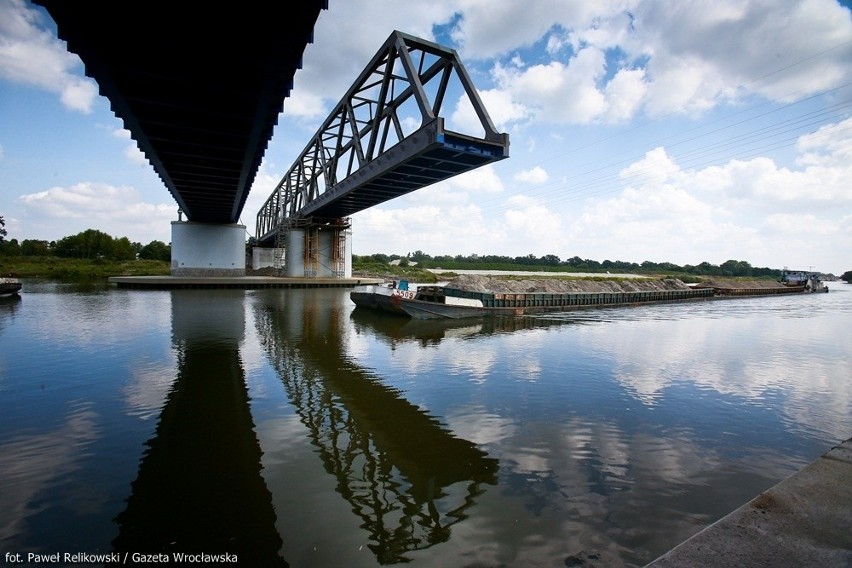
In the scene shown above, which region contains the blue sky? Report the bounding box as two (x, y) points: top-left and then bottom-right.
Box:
(1, 0), (851, 274)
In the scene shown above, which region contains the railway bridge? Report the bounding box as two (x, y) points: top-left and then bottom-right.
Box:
(253, 31), (509, 277)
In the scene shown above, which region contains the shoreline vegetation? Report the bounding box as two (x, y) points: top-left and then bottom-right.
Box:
(0, 254), (837, 287)
(0, 224), (847, 284)
(1, 256), (171, 281)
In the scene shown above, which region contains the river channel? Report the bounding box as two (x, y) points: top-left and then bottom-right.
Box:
(1, 280), (850, 567)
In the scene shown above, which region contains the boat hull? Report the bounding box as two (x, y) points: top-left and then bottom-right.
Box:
(350, 282), (820, 320)
(0, 279), (22, 296)
(349, 289), (410, 317)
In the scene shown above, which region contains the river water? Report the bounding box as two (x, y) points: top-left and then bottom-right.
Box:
(1, 280), (850, 567)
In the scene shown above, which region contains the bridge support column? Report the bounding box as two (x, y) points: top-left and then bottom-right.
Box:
(171, 221), (246, 277)
(278, 223), (351, 277)
(251, 247), (283, 271)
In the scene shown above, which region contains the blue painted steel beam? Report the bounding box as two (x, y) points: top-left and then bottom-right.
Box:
(298, 120), (506, 219)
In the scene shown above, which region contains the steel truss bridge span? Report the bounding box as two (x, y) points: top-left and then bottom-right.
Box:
(256, 31), (509, 244)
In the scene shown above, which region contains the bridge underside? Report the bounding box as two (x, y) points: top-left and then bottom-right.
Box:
(36, 1), (326, 224)
(258, 121), (506, 243)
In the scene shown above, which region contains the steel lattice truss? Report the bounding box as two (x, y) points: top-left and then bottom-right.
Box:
(256, 30), (509, 241)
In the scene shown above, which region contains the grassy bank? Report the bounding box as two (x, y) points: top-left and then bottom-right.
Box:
(351, 259), (440, 282)
(0, 256), (170, 280)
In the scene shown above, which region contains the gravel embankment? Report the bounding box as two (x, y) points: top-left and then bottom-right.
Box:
(444, 274), (692, 294)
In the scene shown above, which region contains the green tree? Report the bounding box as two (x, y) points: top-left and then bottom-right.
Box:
(139, 240), (171, 262)
(721, 259), (752, 277)
(21, 239), (50, 256)
(0, 214), (6, 242)
(54, 229), (120, 259)
(841, 270), (852, 283)
(1, 238), (21, 256)
(112, 237), (137, 261)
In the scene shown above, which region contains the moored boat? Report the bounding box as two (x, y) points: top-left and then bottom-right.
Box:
(0, 277), (22, 296)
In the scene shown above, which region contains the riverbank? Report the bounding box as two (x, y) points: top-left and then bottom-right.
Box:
(645, 436), (852, 567)
(443, 274), (693, 294)
(0, 256), (170, 280)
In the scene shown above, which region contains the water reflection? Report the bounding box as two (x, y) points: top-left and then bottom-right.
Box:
(0, 294), (22, 336)
(112, 291), (286, 566)
(0, 405), (99, 549)
(349, 308), (575, 348)
(254, 291), (499, 564)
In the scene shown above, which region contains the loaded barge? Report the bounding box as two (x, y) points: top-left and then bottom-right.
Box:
(351, 276), (827, 320)
(351, 281), (717, 319)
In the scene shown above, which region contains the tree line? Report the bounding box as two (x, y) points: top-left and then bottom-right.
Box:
(0, 219), (170, 263)
(357, 250), (794, 279)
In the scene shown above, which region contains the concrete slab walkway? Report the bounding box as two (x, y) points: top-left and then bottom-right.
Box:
(645, 437), (852, 567)
(108, 275), (383, 289)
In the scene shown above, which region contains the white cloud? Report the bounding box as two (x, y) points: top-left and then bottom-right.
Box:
(123, 143), (147, 166)
(0, 0), (98, 113)
(796, 117), (852, 167)
(281, 91), (326, 121)
(113, 129), (149, 166)
(603, 68), (648, 122)
(504, 195), (565, 247)
(243, 162), (285, 237)
(353, 201), (497, 255)
(491, 49), (608, 124)
(450, 87), (530, 133)
(514, 166), (549, 184)
(270, 0), (852, 147)
(451, 0), (852, 126)
(18, 182), (174, 242)
(562, 121), (852, 270)
(449, 0), (628, 60)
(633, 0), (852, 103)
(281, 1), (459, 121)
(448, 165), (505, 194)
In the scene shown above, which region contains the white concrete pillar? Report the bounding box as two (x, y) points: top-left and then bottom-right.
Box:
(343, 226), (352, 278)
(171, 221), (246, 277)
(284, 228), (305, 277)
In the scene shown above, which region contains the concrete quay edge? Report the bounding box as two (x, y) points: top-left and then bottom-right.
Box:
(108, 275), (384, 289)
(645, 436), (852, 568)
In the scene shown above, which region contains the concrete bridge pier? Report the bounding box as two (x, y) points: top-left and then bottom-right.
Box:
(171, 221), (247, 277)
(253, 222), (351, 278)
(283, 224), (352, 278)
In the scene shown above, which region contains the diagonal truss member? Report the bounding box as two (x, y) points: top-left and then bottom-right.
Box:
(256, 30), (509, 242)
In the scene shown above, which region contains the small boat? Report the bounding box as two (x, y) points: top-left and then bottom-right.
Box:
(351, 280), (717, 320)
(0, 277), (22, 296)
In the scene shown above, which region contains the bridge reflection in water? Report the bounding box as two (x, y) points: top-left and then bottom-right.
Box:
(253, 290), (499, 564)
(112, 291), (287, 566)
